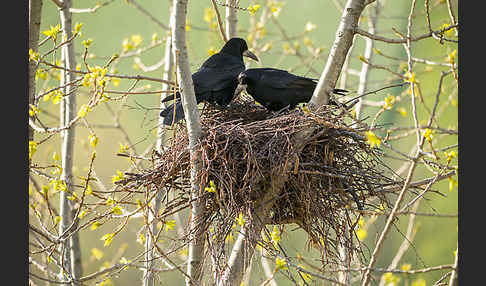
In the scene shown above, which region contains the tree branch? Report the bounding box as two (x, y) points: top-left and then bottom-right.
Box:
(354, 24), (458, 44)
(211, 0), (229, 43)
(171, 0), (205, 285)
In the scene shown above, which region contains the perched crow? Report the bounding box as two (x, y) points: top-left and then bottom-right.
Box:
(160, 38), (259, 125)
(234, 68), (348, 111)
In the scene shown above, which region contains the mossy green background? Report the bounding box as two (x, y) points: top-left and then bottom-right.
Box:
(32, 0), (458, 285)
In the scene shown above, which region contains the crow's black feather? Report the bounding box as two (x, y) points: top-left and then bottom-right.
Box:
(160, 38), (256, 125)
(237, 68), (349, 111)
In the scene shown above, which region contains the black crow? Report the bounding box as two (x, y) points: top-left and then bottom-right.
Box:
(160, 38), (259, 125)
(234, 68), (348, 111)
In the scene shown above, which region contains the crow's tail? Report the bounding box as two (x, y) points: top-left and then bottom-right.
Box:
(161, 91), (181, 103)
(160, 101), (185, 126)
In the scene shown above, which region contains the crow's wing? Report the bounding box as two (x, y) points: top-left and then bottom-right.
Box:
(161, 53), (244, 103)
(256, 68), (348, 96)
(193, 53), (245, 94)
(161, 91), (180, 103)
(257, 68), (316, 90)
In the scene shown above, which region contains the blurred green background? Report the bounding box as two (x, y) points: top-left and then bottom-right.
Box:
(31, 0), (458, 285)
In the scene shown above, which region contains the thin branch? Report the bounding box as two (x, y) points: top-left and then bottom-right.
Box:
(355, 23), (458, 44)
(38, 59), (176, 85)
(210, 0), (228, 43)
(69, 0), (115, 13)
(50, 0), (62, 8)
(445, 0), (457, 27)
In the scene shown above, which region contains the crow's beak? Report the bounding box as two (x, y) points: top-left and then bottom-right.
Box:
(242, 50), (259, 62)
(234, 84), (247, 97)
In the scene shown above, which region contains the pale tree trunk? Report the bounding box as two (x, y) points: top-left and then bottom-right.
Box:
(171, 0), (205, 285)
(354, 1), (379, 119)
(260, 242), (278, 286)
(448, 242), (458, 286)
(337, 209), (351, 285)
(225, 0), (238, 39)
(241, 254), (253, 286)
(28, 0), (43, 142)
(155, 13), (175, 152)
(143, 3), (175, 286)
(58, 0), (81, 283)
(220, 220), (265, 286)
(219, 173), (289, 286)
(309, 0), (367, 109)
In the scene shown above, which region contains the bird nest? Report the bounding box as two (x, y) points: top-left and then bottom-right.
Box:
(118, 97), (397, 260)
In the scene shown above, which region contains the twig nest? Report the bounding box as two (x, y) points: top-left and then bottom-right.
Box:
(119, 97), (395, 256)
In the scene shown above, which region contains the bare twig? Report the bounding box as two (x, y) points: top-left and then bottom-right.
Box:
(69, 0), (115, 14)
(355, 24), (458, 44)
(210, 0), (229, 43)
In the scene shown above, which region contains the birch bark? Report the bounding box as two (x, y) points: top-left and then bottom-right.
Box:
(28, 0), (43, 142)
(225, 0), (238, 39)
(171, 0), (205, 284)
(58, 0), (81, 283)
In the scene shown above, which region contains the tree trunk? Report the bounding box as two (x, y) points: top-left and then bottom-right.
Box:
(58, 0), (81, 283)
(337, 209), (351, 285)
(260, 246), (278, 286)
(171, 0), (205, 285)
(219, 221), (264, 286)
(354, 1), (378, 120)
(225, 0), (238, 39)
(28, 0), (43, 142)
(219, 172), (294, 286)
(308, 0), (367, 109)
